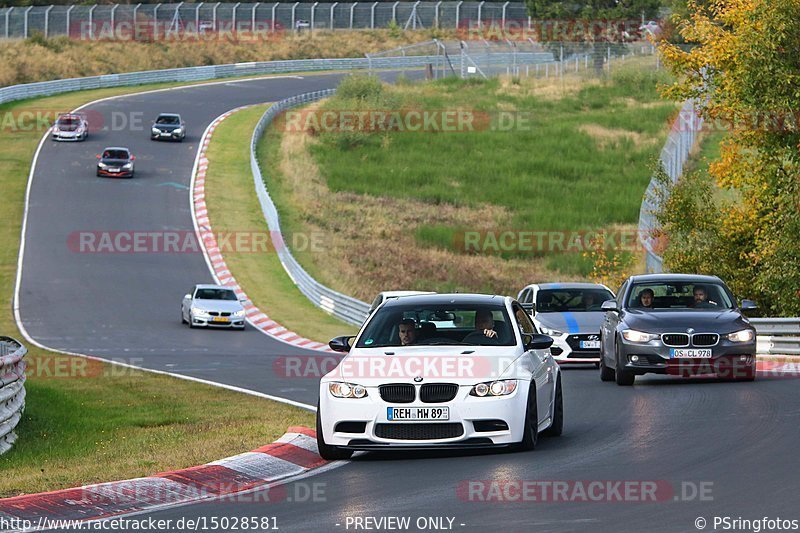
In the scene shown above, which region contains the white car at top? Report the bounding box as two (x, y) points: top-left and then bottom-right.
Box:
(316, 293), (562, 460)
(517, 282), (615, 365)
(181, 284), (247, 329)
(51, 113), (89, 141)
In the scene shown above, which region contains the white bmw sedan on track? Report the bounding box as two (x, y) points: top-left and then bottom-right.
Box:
(181, 284), (246, 330)
(316, 294), (562, 460)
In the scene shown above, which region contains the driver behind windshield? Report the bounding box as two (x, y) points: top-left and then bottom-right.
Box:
(398, 318), (417, 346)
(469, 309), (498, 340)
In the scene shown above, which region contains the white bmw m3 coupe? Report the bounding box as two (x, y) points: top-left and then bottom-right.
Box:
(316, 293), (563, 459)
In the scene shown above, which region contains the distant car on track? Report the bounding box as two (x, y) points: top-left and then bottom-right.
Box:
(181, 284), (247, 329)
(316, 293), (562, 460)
(96, 147), (135, 178)
(517, 282), (615, 365)
(52, 113), (89, 142)
(599, 273), (757, 385)
(150, 113), (186, 141)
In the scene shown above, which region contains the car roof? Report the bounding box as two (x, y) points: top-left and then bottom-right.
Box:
(627, 273), (723, 284)
(380, 290), (435, 298)
(380, 293), (510, 307)
(532, 282), (611, 290)
(194, 284), (235, 290)
(157, 113), (181, 118)
(102, 146), (130, 152)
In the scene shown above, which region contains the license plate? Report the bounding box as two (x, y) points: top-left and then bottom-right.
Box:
(108, 168), (119, 173)
(161, 132), (171, 136)
(670, 348), (712, 358)
(212, 316), (230, 323)
(387, 407), (449, 421)
(580, 340), (601, 349)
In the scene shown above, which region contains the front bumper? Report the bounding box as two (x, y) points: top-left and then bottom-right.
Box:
(190, 313), (246, 328)
(151, 130), (183, 140)
(52, 131), (84, 141)
(319, 383), (529, 449)
(548, 333), (601, 363)
(618, 338), (756, 378)
(97, 167), (133, 178)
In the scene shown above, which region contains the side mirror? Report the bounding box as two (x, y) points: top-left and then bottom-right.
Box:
(130, 155), (136, 161)
(329, 335), (355, 353)
(523, 333), (554, 350)
(601, 300), (618, 312)
(740, 299), (758, 311)
(183, 293), (192, 300)
(95, 154), (101, 159)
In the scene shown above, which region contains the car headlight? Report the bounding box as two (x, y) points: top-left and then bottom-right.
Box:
(152, 127), (160, 133)
(122, 163), (132, 170)
(173, 128), (182, 134)
(328, 382), (368, 399)
(97, 162), (107, 169)
(470, 379), (517, 397)
(539, 326), (563, 336)
(233, 309), (246, 317)
(622, 329), (659, 343)
(191, 307), (209, 317)
(727, 329), (755, 343)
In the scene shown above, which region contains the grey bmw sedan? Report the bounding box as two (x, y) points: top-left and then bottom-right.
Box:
(599, 274), (757, 385)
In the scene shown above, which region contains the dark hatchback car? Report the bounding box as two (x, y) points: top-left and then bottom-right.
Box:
(599, 274), (757, 385)
(150, 113), (186, 141)
(96, 147), (135, 178)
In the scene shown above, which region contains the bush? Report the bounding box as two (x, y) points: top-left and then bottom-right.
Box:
(336, 74), (384, 101)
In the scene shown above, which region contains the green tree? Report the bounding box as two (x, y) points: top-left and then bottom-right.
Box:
(657, 0), (800, 316)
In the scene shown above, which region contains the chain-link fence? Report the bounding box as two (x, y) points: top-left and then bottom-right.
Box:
(367, 39), (658, 80)
(0, 2), (536, 38)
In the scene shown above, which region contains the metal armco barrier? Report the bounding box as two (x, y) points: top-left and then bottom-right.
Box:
(752, 319), (800, 356)
(0, 2), (532, 39)
(0, 337), (27, 456)
(250, 90), (372, 326)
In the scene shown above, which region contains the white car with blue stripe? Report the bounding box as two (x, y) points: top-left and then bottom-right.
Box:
(517, 283), (615, 365)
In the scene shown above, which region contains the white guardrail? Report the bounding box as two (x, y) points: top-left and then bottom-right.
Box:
(0, 337), (27, 456)
(250, 89), (372, 326)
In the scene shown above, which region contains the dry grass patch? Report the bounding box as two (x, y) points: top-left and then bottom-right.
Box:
(579, 123), (660, 150)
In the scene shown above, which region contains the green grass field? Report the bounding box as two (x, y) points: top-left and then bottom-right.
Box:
(260, 59), (676, 300)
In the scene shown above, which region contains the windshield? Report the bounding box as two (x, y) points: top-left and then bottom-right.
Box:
(156, 115), (180, 124)
(627, 282), (734, 310)
(356, 303), (516, 348)
(195, 288), (238, 301)
(102, 150), (129, 160)
(536, 288), (614, 312)
(57, 117), (79, 128)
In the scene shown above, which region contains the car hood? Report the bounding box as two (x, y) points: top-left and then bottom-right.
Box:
(192, 299), (244, 313)
(56, 123), (79, 131)
(536, 312), (605, 334)
(322, 345), (524, 386)
(154, 123), (180, 131)
(623, 309), (749, 334)
(100, 158), (131, 165)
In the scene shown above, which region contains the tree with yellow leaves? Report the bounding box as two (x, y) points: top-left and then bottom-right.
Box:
(656, 0), (800, 315)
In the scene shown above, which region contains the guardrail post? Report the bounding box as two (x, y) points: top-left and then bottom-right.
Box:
(44, 5), (54, 38)
(291, 2), (299, 31)
(501, 1), (509, 27)
(252, 2), (259, 32)
(330, 2), (337, 29)
(350, 2), (357, 29)
(455, 1), (462, 29)
(134, 3), (141, 27)
(370, 2), (376, 29)
(154, 3), (162, 39)
(212, 2), (220, 32)
(195, 2), (202, 30)
(391, 1), (399, 24)
(477, 1), (484, 29)
(434, 0), (442, 29)
(271, 3), (277, 31)
(23, 5), (33, 39)
(232, 2), (241, 31)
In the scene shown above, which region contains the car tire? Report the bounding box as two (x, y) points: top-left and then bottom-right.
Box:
(614, 341), (635, 386)
(599, 340), (615, 382)
(181, 311), (187, 324)
(316, 403), (353, 461)
(541, 376), (563, 437)
(516, 386), (539, 451)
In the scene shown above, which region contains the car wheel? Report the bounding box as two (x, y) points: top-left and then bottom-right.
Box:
(316, 403), (353, 461)
(599, 338), (615, 382)
(516, 386), (539, 451)
(181, 311), (187, 324)
(615, 340), (635, 386)
(541, 376), (563, 437)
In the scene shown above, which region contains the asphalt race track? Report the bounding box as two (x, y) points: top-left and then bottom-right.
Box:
(21, 72), (800, 532)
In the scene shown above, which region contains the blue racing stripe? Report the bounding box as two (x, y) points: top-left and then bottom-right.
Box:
(563, 312), (580, 334)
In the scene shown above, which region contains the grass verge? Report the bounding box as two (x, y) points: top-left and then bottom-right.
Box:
(0, 80), (318, 497)
(261, 58), (676, 300)
(202, 105), (356, 343)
